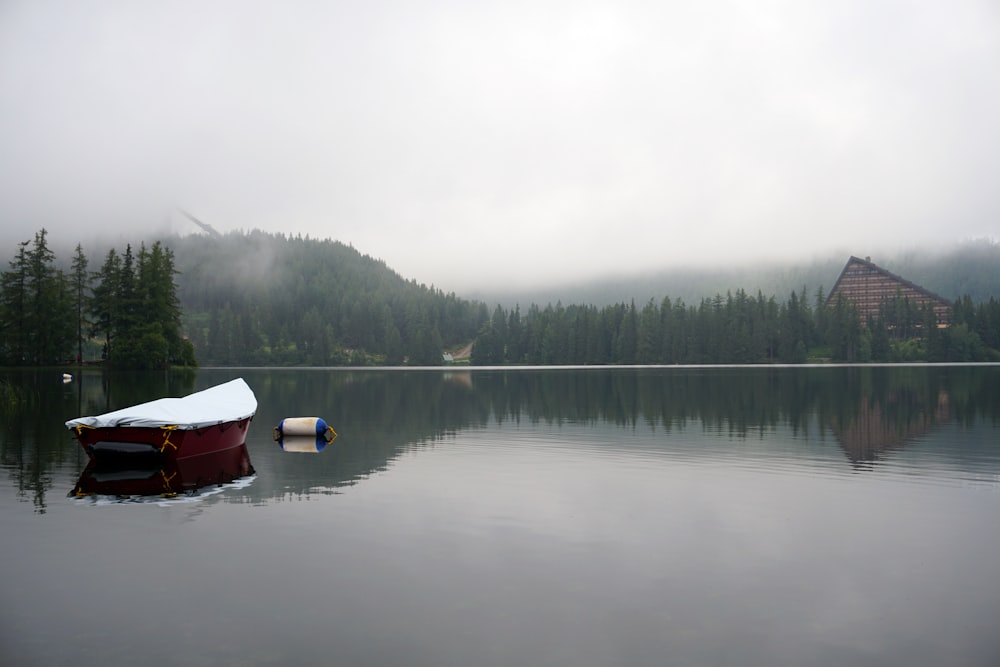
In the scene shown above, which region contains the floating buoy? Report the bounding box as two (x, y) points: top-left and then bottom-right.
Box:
(273, 417), (337, 448)
(62, 373), (73, 383)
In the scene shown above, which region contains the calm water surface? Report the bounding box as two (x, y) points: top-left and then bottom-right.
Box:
(2, 366), (1000, 666)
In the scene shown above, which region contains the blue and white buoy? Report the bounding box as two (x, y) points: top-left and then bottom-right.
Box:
(273, 417), (337, 453)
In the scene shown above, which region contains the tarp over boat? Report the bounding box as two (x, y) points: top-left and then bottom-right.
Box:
(65, 378), (257, 431)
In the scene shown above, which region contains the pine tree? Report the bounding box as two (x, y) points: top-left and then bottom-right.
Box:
(70, 244), (90, 363)
(25, 230), (74, 364)
(90, 249), (121, 362)
(0, 241), (30, 364)
(636, 299), (661, 364)
(137, 241), (184, 363)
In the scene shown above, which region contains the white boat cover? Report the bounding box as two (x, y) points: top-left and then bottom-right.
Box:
(65, 378), (257, 431)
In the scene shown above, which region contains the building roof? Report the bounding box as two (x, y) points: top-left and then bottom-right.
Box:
(827, 255), (952, 307)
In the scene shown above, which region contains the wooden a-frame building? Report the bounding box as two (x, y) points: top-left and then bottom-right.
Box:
(826, 256), (952, 326)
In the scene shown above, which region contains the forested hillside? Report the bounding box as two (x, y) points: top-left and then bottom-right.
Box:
(167, 230), (486, 365)
(168, 230), (998, 366)
(3, 229), (997, 368)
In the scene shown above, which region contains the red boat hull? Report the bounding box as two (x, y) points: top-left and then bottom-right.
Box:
(71, 417), (254, 461)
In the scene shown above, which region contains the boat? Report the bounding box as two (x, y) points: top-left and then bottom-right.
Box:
(70, 442), (255, 499)
(66, 378), (257, 461)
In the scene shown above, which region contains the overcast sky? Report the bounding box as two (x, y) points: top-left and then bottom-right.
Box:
(1, 0), (997, 290)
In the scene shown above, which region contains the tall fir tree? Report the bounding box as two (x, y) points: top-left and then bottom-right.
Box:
(90, 248), (121, 362)
(0, 241), (30, 364)
(70, 243), (90, 364)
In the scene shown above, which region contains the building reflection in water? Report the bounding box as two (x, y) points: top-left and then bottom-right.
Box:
(829, 388), (950, 465)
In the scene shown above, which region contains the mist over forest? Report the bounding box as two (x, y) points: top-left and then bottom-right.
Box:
(7, 225), (998, 367)
(44, 230), (1000, 309)
(37, 228), (1000, 312)
(468, 241), (999, 308)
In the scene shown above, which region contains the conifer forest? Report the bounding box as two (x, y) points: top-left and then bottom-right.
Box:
(1, 229), (998, 368)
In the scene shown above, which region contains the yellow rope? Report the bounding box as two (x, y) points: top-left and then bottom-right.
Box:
(160, 470), (177, 497)
(325, 426), (338, 444)
(73, 424), (96, 436)
(159, 425), (180, 452)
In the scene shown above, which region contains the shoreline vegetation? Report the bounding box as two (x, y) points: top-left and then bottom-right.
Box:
(467, 290), (999, 366)
(2, 229), (998, 368)
(1, 229), (193, 370)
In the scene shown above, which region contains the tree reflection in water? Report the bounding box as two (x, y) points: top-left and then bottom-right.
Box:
(1, 366), (998, 511)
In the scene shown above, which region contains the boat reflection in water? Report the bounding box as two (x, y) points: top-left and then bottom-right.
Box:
(276, 435), (332, 453)
(70, 443), (255, 503)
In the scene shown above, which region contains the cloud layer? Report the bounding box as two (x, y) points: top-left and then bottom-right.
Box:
(1, 0), (998, 289)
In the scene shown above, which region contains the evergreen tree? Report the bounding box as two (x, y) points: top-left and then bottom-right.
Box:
(778, 290), (808, 363)
(70, 244), (90, 363)
(0, 241), (30, 364)
(813, 287), (827, 345)
(615, 300), (638, 364)
(828, 294), (861, 362)
(507, 306), (523, 363)
(90, 249), (121, 362)
(114, 244), (140, 346)
(137, 241), (184, 362)
(0, 231), (75, 365)
(869, 312), (890, 361)
(25, 230), (75, 364)
(636, 299), (661, 364)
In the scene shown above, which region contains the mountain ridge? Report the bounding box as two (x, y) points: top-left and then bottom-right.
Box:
(467, 240), (1000, 308)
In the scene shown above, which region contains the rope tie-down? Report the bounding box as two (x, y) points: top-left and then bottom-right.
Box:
(159, 425), (180, 453)
(160, 469), (177, 498)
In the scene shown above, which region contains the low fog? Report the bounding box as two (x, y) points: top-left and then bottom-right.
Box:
(1, 1), (998, 292)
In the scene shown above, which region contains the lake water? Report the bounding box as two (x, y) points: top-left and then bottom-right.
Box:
(2, 365), (1000, 666)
